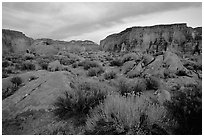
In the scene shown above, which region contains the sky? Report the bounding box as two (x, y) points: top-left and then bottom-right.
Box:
(2, 2), (202, 44)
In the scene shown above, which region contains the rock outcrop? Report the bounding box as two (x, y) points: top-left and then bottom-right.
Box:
(100, 23), (202, 53)
(2, 29), (33, 55)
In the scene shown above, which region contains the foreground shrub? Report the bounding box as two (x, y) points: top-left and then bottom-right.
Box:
(104, 71), (117, 80)
(87, 67), (104, 77)
(165, 84), (202, 134)
(54, 81), (107, 119)
(86, 93), (172, 135)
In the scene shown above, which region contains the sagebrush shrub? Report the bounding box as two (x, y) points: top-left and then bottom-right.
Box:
(3, 76), (22, 99)
(2, 86), (19, 100)
(165, 84), (202, 134)
(145, 76), (160, 90)
(21, 61), (36, 70)
(11, 76), (22, 87)
(54, 81), (107, 119)
(86, 93), (171, 135)
(118, 78), (146, 96)
(104, 71), (117, 80)
(2, 61), (10, 68)
(87, 67), (104, 77)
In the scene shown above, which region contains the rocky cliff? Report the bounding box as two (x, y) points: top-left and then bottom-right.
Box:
(2, 29), (34, 55)
(100, 23), (202, 53)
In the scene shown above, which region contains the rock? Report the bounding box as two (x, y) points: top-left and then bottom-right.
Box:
(142, 54), (154, 66)
(2, 71), (74, 120)
(127, 61), (143, 78)
(2, 29), (33, 55)
(163, 51), (188, 74)
(143, 55), (164, 78)
(121, 61), (136, 74)
(48, 60), (62, 71)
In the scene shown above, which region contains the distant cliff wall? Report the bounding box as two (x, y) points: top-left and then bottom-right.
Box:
(2, 29), (33, 55)
(100, 23), (202, 53)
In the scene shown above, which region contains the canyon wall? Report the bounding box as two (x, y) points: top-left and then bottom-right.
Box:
(2, 29), (34, 55)
(100, 23), (202, 53)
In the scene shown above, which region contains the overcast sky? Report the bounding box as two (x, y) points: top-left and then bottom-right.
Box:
(2, 2), (202, 43)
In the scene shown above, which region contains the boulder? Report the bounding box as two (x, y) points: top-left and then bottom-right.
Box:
(142, 54), (154, 66)
(143, 55), (165, 78)
(121, 61), (136, 74)
(127, 61), (143, 78)
(163, 51), (188, 74)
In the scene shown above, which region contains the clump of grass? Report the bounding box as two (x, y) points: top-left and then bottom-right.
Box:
(87, 67), (104, 77)
(85, 93), (171, 135)
(53, 81), (107, 120)
(104, 71), (117, 80)
(118, 78), (146, 96)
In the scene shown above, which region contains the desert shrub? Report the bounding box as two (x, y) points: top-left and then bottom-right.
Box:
(109, 59), (123, 67)
(2, 68), (13, 76)
(11, 76), (22, 87)
(37, 58), (50, 70)
(78, 60), (101, 70)
(2, 61), (10, 68)
(85, 93), (172, 135)
(121, 53), (140, 63)
(87, 67), (104, 77)
(118, 79), (145, 96)
(60, 57), (75, 65)
(3, 76), (23, 99)
(21, 61), (36, 71)
(72, 62), (78, 68)
(54, 81), (107, 119)
(2, 86), (19, 100)
(104, 71), (117, 80)
(165, 84), (202, 134)
(2, 73), (9, 78)
(145, 76), (160, 90)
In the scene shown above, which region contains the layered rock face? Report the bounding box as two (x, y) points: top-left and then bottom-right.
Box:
(29, 39), (99, 56)
(100, 23), (202, 53)
(2, 29), (33, 55)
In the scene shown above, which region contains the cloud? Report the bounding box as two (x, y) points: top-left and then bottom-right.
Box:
(2, 2), (202, 43)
